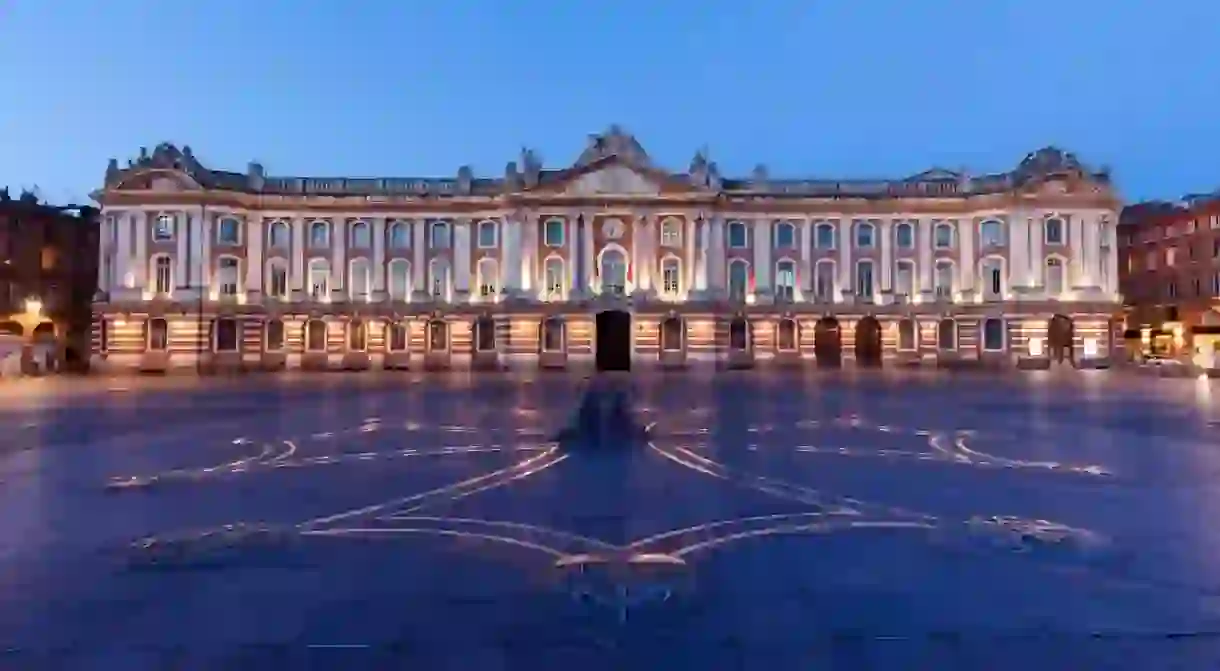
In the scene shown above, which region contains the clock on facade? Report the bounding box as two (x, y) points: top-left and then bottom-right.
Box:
(602, 218), (625, 239)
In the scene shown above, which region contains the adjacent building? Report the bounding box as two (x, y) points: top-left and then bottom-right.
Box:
(91, 127), (1122, 373)
(0, 189), (99, 373)
(1118, 194), (1220, 362)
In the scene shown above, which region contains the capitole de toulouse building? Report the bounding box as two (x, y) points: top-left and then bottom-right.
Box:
(90, 126), (1122, 373)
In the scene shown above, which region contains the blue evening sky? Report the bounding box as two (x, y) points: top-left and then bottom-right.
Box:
(1, 1), (1216, 205)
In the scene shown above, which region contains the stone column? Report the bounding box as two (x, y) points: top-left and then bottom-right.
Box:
(174, 212), (189, 290)
(1105, 219), (1119, 297)
(695, 216), (710, 294)
(132, 211), (148, 291)
(1029, 215), (1044, 288)
(917, 218), (932, 293)
(838, 219), (853, 301)
(412, 220), (427, 300)
(637, 215), (653, 293)
(1007, 211), (1027, 288)
(567, 217), (579, 297)
(290, 217), (305, 293)
(199, 211), (213, 294)
(98, 212), (114, 295)
(879, 219), (893, 294)
(958, 217), (974, 293)
(800, 219), (812, 297)
(582, 213), (596, 294)
(372, 217), (387, 298)
(1070, 214), (1085, 288)
(454, 218), (471, 299)
(520, 212), (536, 293)
(753, 219), (771, 301)
(709, 216), (725, 296)
(245, 217), (264, 298)
(684, 218), (696, 294)
(330, 218), (346, 301)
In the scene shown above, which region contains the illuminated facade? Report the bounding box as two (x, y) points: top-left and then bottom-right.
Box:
(91, 127), (1122, 373)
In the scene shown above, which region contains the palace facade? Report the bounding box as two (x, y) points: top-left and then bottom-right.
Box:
(91, 126), (1122, 373)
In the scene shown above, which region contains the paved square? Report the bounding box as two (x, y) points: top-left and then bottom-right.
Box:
(2, 371), (1220, 668)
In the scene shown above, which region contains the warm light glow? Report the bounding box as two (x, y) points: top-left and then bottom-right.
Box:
(123, 272), (136, 288)
(1028, 337), (1045, 357)
(745, 293), (756, 305)
(24, 298), (42, 316)
(1082, 338), (1098, 358)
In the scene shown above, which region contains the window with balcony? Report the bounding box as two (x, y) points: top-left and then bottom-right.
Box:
(216, 257), (240, 296)
(428, 259), (450, 299)
(1045, 257), (1065, 295)
(266, 260), (288, 299)
(544, 257), (565, 299)
(477, 258), (499, 297)
(661, 257), (680, 295)
(814, 261), (835, 302)
(934, 261), (954, 299)
(727, 260), (749, 300)
(308, 259), (330, 299)
(981, 257), (1004, 300)
(151, 255), (172, 295)
(894, 260), (915, 298)
(599, 249), (627, 295)
(349, 258), (370, 300)
(388, 260), (411, 299)
(855, 260), (875, 302)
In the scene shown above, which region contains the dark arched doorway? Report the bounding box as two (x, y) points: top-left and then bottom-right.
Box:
(0, 321), (23, 337)
(776, 318), (799, 352)
(474, 315), (497, 353)
(814, 317), (842, 367)
(659, 316), (684, 353)
(854, 316), (883, 367)
(728, 316), (750, 352)
(1048, 314), (1074, 364)
(595, 310), (631, 371)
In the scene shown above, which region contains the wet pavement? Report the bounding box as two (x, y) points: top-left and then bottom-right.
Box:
(2, 370), (1220, 668)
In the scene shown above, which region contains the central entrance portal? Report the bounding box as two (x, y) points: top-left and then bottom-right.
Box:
(595, 310), (632, 372)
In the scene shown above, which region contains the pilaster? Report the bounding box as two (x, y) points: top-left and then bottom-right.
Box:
(372, 217), (387, 298)
(330, 219), (346, 300)
(245, 218), (264, 297)
(412, 220), (427, 300)
(174, 212), (189, 290)
(290, 217), (305, 292)
(132, 211), (148, 290)
(454, 218), (471, 299)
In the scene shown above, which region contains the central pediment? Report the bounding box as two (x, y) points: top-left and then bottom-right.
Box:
(563, 165), (661, 196)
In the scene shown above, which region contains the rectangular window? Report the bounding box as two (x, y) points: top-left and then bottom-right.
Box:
(269, 266), (288, 298)
(814, 264), (835, 302)
(775, 262), (796, 301)
(429, 222), (449, 249)
(855, 263), (874, 301)
(544, 219), (565, 247)
(478, 222), (497, 248)
(894, 262), (914, 297)
(154, 259), (172, 295)
(662, 263), (679, 294)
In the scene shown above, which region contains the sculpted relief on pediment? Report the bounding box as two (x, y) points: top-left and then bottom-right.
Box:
(564, 166), (660, 196)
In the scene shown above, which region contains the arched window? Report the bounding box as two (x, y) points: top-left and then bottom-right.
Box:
(150, 255), (173, 295)
(1045, 257), (1066, 295)
(1044, 217), (1065, 245)
(350, 221), (371, 248)
(815, 222), (835, 249)
(429, 258), (450, 299)
(660, 256), (681, 295)
(775, 259), (796, 302)
(265, 319), (285, 352)
(937, 319), (957, 351)
(216, 256), (240, 296)
(979, 219), (1004, 247)
(814, 260), (836, 302)
(543, 257), (565, 299)
(855, 221), (875, 249)
(349, 258), (371, 300)
(309, 220), (329, 248)
(477, 258), (499, 297)
(934, 222), (955, 249)
(775, 221), (796, 248)
(305, 320), (328, 352)
(895, 222), (915, 249)
(776, 318), (797, 351)
(934, 260), (955, 299)
(348, 320), (367, 351)
(386, 321), (408, 352)
(727, 221), (748, 248)
(541, 318), (565, 352)
(982, 318), (1005, 351)
(266, 258), (289, 299)
(429, 220), (450, 249)
(268, 221), (290, 248)
(855, 260), (875, 302)
(894, 260), (915, 298)
(729, 317), (750, 351)
(146, 318), (169, 352)
(387, 259), (411, 300)
(214, 318), (239, 352)
(600, 248), (627, 295)
(660, 317), (683, 352)
(389, 221), (411, 249)
(428, 320), (448, 352)
(217, 217), (241, 245)
(897, 319), (916, 351)
(308, 259), (330, 300)
(474, 316), (497, 352)
(728, 260), (750, 301)
(477, 220), (498, 248)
